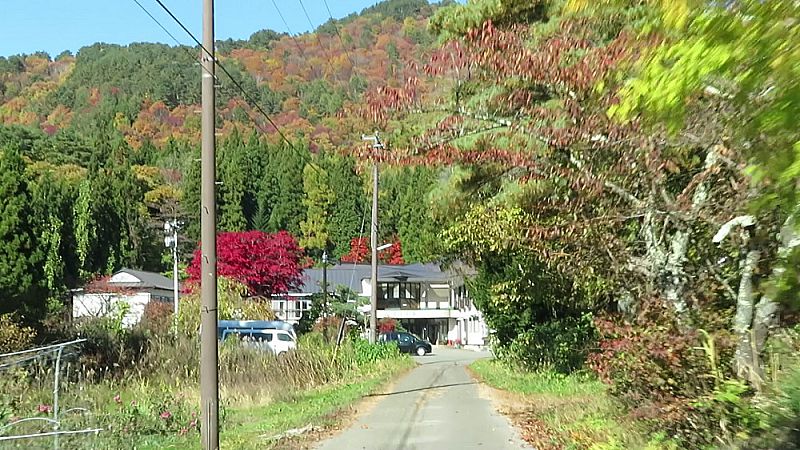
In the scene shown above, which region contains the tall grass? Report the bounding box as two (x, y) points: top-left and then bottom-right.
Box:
(0, 317), (407, 449)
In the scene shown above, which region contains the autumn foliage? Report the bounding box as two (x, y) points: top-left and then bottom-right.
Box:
(187, 230), (304, 296)
(378, 318), (398, 333)
(340, 237), (405, 265)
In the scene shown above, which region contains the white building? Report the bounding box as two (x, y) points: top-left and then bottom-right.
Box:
(277, 263), (488, 346)
(71, 268), (176, 327)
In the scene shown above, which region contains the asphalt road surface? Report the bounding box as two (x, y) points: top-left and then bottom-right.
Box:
(315, 347), (531, 450)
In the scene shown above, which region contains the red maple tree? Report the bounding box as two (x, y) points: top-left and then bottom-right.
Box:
(187, 230), (304, 296)
(340, 237), (370, 263)
(379, 241), (404, 265)
(340, 237), (405, 265)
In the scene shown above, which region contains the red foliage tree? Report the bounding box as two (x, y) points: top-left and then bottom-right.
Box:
(187, 230), (304, 296)
(379, 240), (404, 265)
(339, 237), (405, 265)
(378, 318), (398, 333)
(340, 237), (369, 263)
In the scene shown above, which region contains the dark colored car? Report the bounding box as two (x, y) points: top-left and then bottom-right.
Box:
(379, 331), (432, 356)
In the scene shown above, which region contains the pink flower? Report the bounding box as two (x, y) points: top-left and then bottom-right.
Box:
(160, 411), (172, 420)
(37, 404), (52, 414)
(178, 427), (188, 436)
(113, 394), (121, 404)
(189, 419), (198, 428)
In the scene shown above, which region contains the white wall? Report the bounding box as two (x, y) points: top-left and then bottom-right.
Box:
(72, 292), (152, 327)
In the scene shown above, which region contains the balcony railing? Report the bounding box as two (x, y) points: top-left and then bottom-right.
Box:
(377, 298), (421, 310)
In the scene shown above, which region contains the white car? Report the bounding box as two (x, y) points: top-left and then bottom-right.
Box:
(223, 329), (297, 356)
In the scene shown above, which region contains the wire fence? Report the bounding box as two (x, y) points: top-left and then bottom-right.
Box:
(0, 339), (102, 449)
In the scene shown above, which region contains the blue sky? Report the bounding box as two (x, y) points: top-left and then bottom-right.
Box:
(0, 0), (389, 57)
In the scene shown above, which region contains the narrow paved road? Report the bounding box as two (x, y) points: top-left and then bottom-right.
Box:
(316, 347), (530, 450)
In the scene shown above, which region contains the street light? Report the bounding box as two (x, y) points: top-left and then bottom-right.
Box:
(163, 220), (182, 321)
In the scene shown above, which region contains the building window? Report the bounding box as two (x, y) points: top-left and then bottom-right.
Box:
(377, 282), (421, 309)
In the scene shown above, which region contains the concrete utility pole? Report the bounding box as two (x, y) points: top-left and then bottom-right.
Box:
(200, 0), (219, 447)
(322, 250), (328, 317)
(362, 134), (383, 344)
(163, 219), (181, 319)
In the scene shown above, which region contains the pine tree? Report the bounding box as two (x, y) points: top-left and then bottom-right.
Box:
(299, 160), (336, 254)
(267, 143), (309, 237)
(326, 155), (366, 258)
(0, 146), (36, 313)
(181, 145), (202, 242)
(243, 132), (267, 228)
(254, 142), (279, 232)
(218, 130), (248, 231)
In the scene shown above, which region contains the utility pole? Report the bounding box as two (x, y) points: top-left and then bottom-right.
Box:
(163, 219), (181, 319)
(362, 133), (383, 344)
(322, 250), (328, 317)
(200, 0), (219, 448)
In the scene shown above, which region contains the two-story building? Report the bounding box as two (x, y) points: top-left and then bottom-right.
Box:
(276, 262), (488, 346)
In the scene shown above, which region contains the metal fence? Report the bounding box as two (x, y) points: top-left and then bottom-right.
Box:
(0, 339), (102, 449)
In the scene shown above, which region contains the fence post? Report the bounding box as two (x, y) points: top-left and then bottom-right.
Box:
(53, 346), (64, 450)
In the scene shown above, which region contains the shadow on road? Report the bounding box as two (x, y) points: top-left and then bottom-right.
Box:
(366, 381), (477, 397)
(414, 357), (486, 366)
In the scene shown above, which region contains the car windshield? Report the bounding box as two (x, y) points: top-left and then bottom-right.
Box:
(276, 332), (293, 342)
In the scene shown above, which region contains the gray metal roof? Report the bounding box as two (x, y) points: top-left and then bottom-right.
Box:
(295, 263), (458, 295)
(113, 268), (175, 291)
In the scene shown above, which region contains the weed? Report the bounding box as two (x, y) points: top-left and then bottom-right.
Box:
(470, 358), (671, 449)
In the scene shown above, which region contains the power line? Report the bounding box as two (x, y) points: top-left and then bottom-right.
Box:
(321, 0), (358, 73)
(296, 0), (342, 83)
(269, 0), (307, 58)
(148, 0), (304, 156)
(131, 0), (220, 85)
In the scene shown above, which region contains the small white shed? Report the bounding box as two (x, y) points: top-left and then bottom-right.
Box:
(72, 268), (176, 327)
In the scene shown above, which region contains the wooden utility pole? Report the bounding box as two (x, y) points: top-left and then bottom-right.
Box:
(200, 0), (219, 447)
(362, 134), (383, 343)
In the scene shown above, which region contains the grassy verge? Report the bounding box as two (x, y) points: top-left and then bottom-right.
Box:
(469, 359), (674, 450)
(79, 356), (412, 450)
(219, 355), (413, 449)
(1, 327), (414, 450)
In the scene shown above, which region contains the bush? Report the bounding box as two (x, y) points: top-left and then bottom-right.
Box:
(378, 317), (399, 333)
(0, 314), (36, 353)
(177, 277), (276, 337)
(353, 338), (400, 365)
(495, 314), (596, 373)
(140, 300), (174, 336)
(74, 317), (151, 379)
(586, 309), (766, 447)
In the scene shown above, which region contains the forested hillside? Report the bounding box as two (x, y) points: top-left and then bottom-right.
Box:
(2, 0), (799, 447)
(0, 0), (445, 321)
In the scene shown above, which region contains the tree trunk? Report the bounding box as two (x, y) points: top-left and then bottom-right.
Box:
(661, 148), (718, 317)
(749, 211), (799, 385)
(733, 245), (761, 384)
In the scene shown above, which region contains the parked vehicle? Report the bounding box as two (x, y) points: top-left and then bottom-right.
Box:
(218, 320), (297, 356)
(378, 331), (432, 356)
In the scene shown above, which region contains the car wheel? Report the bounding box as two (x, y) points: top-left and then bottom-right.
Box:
(416, 346), (427, 356)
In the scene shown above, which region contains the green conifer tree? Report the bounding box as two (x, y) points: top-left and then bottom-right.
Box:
(0, 146), (36, 314)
